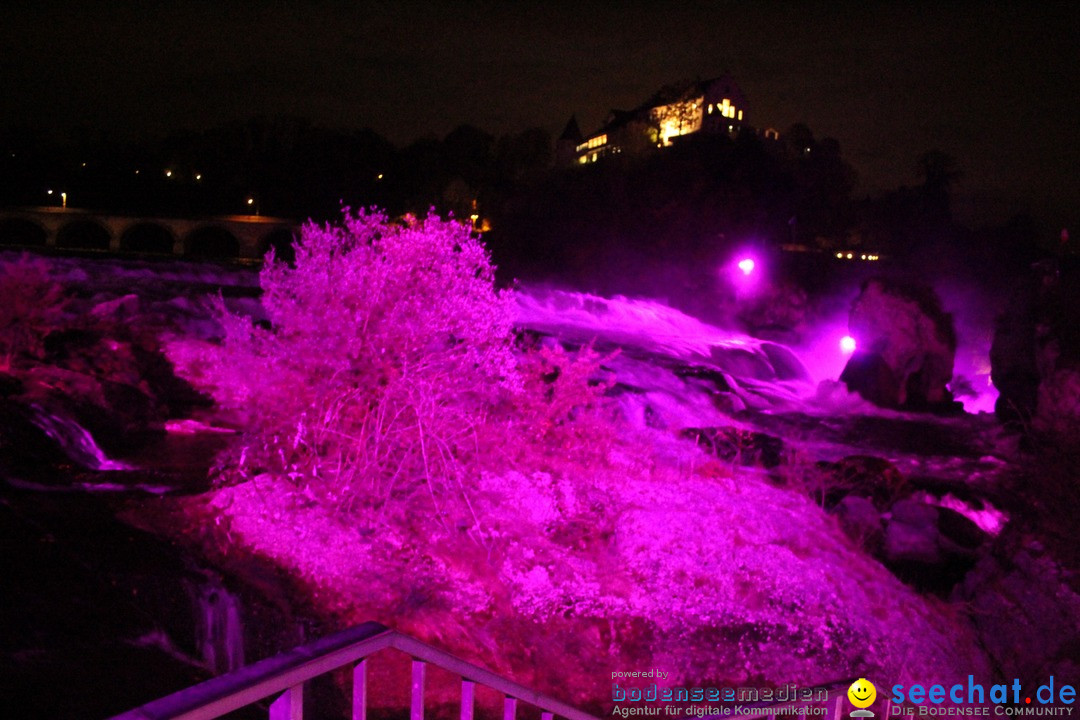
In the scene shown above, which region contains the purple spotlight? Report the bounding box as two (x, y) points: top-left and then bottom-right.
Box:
(840, 335), (857, 354)
(737, 258), (755, 275)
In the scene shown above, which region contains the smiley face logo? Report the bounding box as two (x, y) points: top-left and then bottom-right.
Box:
(848, 678), (876, 708)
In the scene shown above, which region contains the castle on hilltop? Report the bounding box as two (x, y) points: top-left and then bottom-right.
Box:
(557, 75), (750, 166)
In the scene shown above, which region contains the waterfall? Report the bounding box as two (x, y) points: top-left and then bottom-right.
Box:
(515, 287), (815, 422)
(27, 403), (132, 471)
(515, 287), (811, 380)
(191, 575), (245, 674)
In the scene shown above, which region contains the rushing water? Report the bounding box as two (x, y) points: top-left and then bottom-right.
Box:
(515, 286), (1012, 531)
(25, 403), (133, 471)
(189, 573), (246, 674)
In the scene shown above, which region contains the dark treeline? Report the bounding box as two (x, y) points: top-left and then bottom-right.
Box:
(0, 117), (549, 223)
(0, 117), (1052, 291)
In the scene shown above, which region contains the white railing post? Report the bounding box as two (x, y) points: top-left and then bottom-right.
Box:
(461, 679), (476, 720)
(542, 712), (554, 720)
(411, 659), (426, 720)
(269, 684), (304, 720)
(353, 658), (367, 720)
(504, 696), (518, 720)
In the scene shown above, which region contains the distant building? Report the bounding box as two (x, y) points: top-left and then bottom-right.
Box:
(566, 75), (748, 165)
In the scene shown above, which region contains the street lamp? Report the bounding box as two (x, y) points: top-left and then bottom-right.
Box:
(246, 196), (259, 216)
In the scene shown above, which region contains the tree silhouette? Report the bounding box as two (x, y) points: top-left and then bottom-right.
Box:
(917, 149), (961, 225)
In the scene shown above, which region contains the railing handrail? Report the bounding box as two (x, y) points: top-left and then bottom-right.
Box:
(385, 633), (596, 720)
(108, 622), (601, 720)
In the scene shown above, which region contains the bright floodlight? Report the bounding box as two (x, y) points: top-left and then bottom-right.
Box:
(840, 335), (857, 353)
(737, 258), (755, 275)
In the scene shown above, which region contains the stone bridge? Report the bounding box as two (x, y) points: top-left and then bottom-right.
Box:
(0, 207), (299, 261)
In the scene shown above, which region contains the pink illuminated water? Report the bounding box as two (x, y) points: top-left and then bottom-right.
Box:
(515, 286), (1011, 519)
(515, 285), (998, 414)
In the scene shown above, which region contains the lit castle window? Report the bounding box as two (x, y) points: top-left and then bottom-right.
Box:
(567, 75), (747, 163)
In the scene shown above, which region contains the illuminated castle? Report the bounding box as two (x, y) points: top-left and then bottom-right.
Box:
(562, 75), (748, 165)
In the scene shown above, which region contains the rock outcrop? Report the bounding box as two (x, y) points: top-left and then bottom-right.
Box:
(991, 258), (1080, 439)
(958, 529), (1080, 685)
(840, 278), (959, 411)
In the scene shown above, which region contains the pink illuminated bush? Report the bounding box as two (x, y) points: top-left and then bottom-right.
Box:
(205, 208), (615, 531)
(207, 210), (518, 517)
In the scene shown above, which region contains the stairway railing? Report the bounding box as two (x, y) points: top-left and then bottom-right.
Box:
(109, 620), (867, 720)
(108, 621), (600, 720)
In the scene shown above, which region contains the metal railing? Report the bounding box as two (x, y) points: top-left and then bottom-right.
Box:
(109, 620), (872, 720)
(108, 621), (601, 720)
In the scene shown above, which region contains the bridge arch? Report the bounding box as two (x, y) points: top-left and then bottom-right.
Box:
(0, 217), (48, 246)
(259, 227), (298, 264)
(121, 222), (177, 254)
(56, 219), (112, 250)
(185, 225), (240, 259)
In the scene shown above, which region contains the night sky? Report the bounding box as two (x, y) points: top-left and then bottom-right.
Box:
(3, 1), (1077, 232)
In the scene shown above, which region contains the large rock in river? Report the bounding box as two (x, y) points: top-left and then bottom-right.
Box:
(840, 278), (958, 411)
(990, 257), (1080, 438)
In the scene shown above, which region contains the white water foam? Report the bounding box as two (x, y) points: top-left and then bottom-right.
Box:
(28, 404), (133, 471)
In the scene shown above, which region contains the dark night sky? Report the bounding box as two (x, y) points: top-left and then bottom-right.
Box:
(2, 1), (1078, 232)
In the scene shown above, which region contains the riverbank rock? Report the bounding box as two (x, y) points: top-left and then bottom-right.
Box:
(840, 278), (959, 411)
(738, 279), (810, 344)
(957, 529), (1080, 685)
(0, 377), (71, 476)
(1034, 368), (1080, 443)
(882, 499), (986, 592)
(990, 257), (1080, 434)
(2, 330), (211, 468)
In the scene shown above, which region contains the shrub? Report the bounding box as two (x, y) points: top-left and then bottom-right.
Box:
(206, 209), (535, 526)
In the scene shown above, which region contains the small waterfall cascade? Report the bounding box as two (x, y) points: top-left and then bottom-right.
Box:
(190, 574), (246, 675)
(515, 287), (815, 424)
(27, 403), (132, 471)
